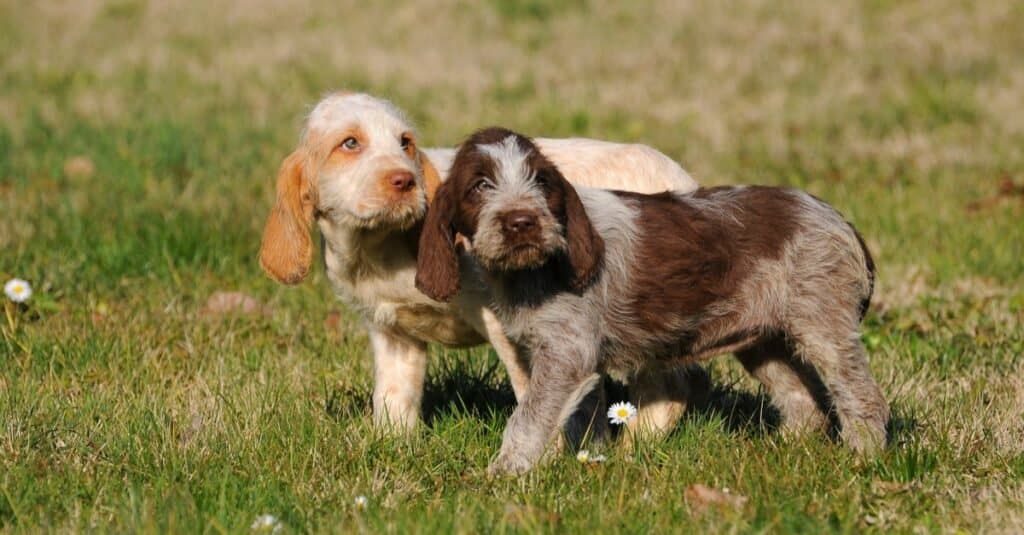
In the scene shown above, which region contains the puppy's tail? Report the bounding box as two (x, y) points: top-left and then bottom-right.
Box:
(852, 227), (875, 321)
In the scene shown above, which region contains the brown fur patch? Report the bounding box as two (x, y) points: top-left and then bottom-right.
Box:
(616, 186), (799, 344)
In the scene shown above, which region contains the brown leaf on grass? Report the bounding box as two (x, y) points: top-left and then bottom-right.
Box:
(202, 291), (267, 316)
(63, 156), (95, 179)
(872, 479), (912, 495)
(997, 174), (1024, 197)
(503, 504), (560, 528)
(324, 309), (342, 334)
(966, 174), (1023, 213)
(685, 484), (748, 513)
(965, 196), (1001, 213)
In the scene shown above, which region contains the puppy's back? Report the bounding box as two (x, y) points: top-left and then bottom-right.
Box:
(581, 185), (874, 333)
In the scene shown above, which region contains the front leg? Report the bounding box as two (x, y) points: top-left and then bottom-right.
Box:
(483, 309), (607, 451)
(367, 325), (428, 431)
(489, 337), (600, 475)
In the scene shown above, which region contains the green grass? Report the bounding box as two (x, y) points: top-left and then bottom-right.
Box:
(2, 1), (1024, 532)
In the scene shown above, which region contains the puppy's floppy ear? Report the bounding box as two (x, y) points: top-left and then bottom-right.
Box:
(561, 177), (604, 291)
(417, 150), (443, 204)
(259, 150), (317, 285)
(415, 180), (461, 302)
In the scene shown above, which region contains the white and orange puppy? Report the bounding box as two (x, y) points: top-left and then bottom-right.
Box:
(259, 92), (701, 435)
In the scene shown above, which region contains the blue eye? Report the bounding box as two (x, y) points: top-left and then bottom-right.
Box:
(340, 137), (360, 151)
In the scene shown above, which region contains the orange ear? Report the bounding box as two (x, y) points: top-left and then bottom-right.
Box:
(259, 150), (317, 285)
(419, 151), (442, 204)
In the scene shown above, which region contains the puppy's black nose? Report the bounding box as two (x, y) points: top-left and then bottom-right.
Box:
(502, 210), (538, 234)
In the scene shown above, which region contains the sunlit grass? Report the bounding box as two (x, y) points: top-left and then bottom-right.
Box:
(2, 1), (1023, 532)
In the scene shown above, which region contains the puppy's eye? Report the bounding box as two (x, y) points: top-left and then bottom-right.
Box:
(471, 178), (494, 194)
(339, 137), (360, 151)
(400, 135), (413, 150)
(534, 173), (548, 188)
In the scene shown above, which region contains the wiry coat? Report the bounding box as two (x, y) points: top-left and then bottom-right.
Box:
(416, 127), (889, 475)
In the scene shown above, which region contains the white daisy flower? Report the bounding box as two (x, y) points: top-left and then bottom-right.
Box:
(607, 401), (637, 425)
(576, 449), (607, 464)
(354, 495), (368, 510)
(250, 514), (283, 533)
(4, 279), (32, 303)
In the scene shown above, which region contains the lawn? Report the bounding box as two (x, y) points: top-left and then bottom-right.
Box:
(2, 1), (1023, 533)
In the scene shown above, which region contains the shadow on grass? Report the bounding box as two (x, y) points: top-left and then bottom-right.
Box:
(702, 381), (784, 436)
(599, 377), (786, 440)
(324, 382), (371, 422)
(611, 372), (917, 447)
(884, 407), (920, 448)
(421, 366), (791, 439)
(422, 358), (516, 425)
(325, 356), (916, 449)
(689, 381), (918, 449)
(321, 351), (517, 426)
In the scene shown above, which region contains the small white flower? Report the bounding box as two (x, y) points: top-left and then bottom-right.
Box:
(354, 495), (368, 510)
(250, 514), (282, 533)
(577, 450), (607, 464)
(607, 401), (637, 425)
(4, 279), (32, 303)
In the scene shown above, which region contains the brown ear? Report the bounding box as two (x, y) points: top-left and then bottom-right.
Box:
(415, 180), (461, 302)
(258, 150), (317, 285)
(562, 180), (604, 292)
(418, 150), (442, 204)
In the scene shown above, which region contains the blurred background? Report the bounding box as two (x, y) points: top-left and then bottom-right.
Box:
(2, 1), (1022, 290)
(1, 1), (1022, 532)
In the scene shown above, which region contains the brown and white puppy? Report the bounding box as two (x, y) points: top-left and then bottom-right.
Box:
(259, 92), (703, 433)
(416, 127), (890, 475)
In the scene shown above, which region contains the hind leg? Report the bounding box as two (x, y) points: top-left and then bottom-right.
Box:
(622, 364), (711, 450)
(736, 336), (831, 436)
(789, 327), (889, 454)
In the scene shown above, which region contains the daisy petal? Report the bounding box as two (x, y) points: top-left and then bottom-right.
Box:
(4, 278), (32, 303)
(606, 401), (637, 425)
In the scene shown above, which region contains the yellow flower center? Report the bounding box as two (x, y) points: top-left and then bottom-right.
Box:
(617, 409), (628, 417)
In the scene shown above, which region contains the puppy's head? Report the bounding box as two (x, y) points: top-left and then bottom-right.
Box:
(415, 127), (604, 302)
(259, 92), (442, 284)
